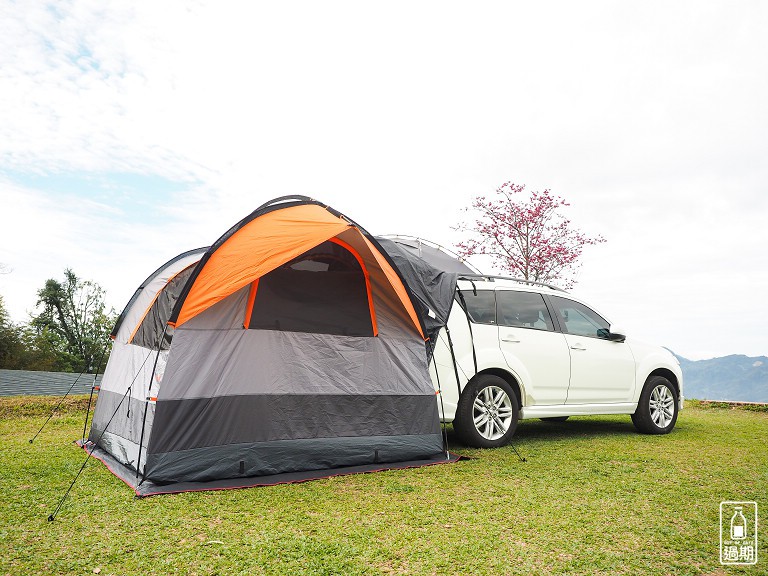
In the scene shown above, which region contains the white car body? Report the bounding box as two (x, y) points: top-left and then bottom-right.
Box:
(430, 277), (684, 427)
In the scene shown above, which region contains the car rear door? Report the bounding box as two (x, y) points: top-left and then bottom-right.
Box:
(496, 289), (571, 405)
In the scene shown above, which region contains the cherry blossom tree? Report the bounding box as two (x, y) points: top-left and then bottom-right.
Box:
(455, 182), (605, 289)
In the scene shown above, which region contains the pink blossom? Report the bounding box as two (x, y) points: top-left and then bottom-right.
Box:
(454, 183), (605, 289)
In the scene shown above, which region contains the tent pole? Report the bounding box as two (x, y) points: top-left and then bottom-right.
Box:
(49, 342), (161, 519)
(135, 323), (169, 483)
(81, 385), (96, 443)
(81, 342), (109, 443)
(444, 326), (463, 399)
(455, 289), (478, 376)
(431, 353), (450, 459)
(48, 385), (132, 521)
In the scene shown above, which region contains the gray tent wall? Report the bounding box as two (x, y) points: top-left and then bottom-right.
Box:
(143, 285), (440, 482)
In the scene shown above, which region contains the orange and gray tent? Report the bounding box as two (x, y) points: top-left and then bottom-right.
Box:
(85, 197), (460, 496)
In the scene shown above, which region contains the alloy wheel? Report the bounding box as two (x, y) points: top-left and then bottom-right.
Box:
(472, 385), (515, 440)
(649, 384), (675, 428)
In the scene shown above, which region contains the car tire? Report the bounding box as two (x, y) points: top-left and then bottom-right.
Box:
(631, 375), (678, 434)
(540, 416), (569, 422)
(454, 375), (519, 448)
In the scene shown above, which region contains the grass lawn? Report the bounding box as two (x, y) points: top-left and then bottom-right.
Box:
(1, 396), (765, 575)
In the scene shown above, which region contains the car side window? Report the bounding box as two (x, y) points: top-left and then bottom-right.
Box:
(496, 291), (555, 332)
(459, 290), (496, 324)
(550, 295), (610, 339)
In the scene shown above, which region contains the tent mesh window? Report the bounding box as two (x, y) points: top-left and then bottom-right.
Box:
(248, 240), (374, 336)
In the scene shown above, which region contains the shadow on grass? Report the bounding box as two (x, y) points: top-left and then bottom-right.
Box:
(444, 416), (642, 452)
(516, 417), (638, 440)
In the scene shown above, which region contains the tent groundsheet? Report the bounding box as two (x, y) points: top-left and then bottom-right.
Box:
(78, 440), (463, 497)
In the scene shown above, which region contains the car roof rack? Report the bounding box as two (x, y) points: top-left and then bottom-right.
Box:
(457, 274), (566, 292)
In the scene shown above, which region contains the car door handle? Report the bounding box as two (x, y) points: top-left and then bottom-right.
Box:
(501, 334), (520, 343)
(570, 343), (587, 351)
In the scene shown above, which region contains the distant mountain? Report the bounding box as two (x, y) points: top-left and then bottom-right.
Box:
(674, 354), (768, 403)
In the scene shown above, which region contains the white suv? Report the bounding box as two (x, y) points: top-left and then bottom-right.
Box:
(430, 276), (684, 448)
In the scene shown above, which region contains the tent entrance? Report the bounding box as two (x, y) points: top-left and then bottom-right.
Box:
(244, 239), (377, 336)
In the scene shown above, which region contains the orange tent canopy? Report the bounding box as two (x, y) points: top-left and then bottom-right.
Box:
(170, 203), (425, 339)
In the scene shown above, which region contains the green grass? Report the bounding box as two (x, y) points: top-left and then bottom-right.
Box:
(687, 398), (768, 413)
(1, 396), (766, 575)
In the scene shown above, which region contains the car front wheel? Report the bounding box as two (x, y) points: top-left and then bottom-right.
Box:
(631, 375), (678, 434)
(454, 375), (519, 448)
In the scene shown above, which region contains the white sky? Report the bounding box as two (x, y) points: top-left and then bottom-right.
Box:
(1, 1), (766, 360)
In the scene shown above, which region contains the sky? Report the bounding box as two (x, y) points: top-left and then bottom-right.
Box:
(1, 1), (766, 361)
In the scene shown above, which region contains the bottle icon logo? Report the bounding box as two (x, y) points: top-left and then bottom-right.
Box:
(720, 501), (758, 565)
(730, 506), (747, 540)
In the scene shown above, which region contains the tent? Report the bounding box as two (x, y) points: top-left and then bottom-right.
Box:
(84, 197), (461, 496)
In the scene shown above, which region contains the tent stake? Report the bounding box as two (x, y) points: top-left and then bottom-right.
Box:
(508, 441), (527, 463)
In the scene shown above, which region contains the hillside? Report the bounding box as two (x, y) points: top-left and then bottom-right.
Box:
(677, 353), (768, 402)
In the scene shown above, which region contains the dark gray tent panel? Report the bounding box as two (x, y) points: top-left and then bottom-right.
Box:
(247, 240), (375, 336)
(85, 198), (462, 495)
(379, 236), (478, 275)
(110, 247), (209, 342)
(376, 237), (474, 344)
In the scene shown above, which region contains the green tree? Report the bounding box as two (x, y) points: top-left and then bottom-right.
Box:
(30, 269), (116, 373)
(0, 294), (25, 368)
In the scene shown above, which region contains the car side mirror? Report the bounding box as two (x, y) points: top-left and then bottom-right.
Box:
(607, 325), (627, 342)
